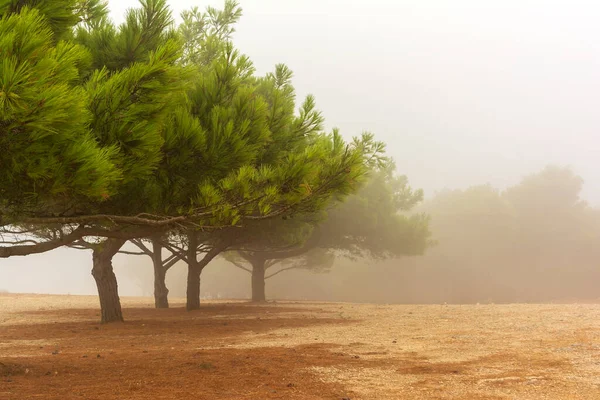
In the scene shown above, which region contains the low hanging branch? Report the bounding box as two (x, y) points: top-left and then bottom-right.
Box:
(16, 213), (199, 227)
(0, 225), (88, 257)
(228, 259), (252, 274)
(0, 239), (40, 245)
(0, 225), (163, 258)
(265, 264), (303, 279)
(6, 195), (266, 228)
(117, 250), (148, 256)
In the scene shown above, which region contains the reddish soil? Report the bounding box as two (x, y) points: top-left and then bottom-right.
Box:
(1, 304), (358, 400)
(2, 295), (600, 399)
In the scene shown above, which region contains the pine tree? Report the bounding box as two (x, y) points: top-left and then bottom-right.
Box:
(226, 165), (432, 301)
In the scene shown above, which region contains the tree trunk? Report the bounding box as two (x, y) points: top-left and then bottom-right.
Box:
(91, 238), (126, 323)
(185, 234), (230, 311)
(186, 262), (201, 311)
(251, 258), (267, 302)
(152, 239), (169, 309)
(186, 232), (201, 311)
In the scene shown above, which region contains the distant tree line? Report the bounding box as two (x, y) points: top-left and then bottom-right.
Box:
(403, 165), (600, 303)
(237, 165), (598, 304)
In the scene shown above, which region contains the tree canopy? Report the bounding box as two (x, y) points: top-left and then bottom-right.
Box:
(2, 0), (384, 229)
(0, 0), (390, 321)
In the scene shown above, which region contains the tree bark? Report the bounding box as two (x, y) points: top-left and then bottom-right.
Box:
(152, 238), (169, 308)
(91, 238), (126, 323)
(251, 257), (267, 302)
(186, 261), (201, 311)
(186, 233), (201, 311)
(185, 234), (230, 311)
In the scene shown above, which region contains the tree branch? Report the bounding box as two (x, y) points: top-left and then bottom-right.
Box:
(196, 238), (233, 271)
(265, 265), (301, 279)
(226, 242), (300, 254)
(17, 213), (206, 227)
(0, 226), (86, 257)
(0, 225), (160, 258)
(0, 239), (40, 245)
(163, 254), (181, 271)
(117, 250), (147, 256)
(130, 238), (153, 256)
(162, 240), (186, 255)
(160, 241), (189, 264)
(162, 253), (178, 266)
(68, 239), (95, 250)
(0, 227), (37, 235)
(227, 259), (252, 274)
(11, 196), (268, 228)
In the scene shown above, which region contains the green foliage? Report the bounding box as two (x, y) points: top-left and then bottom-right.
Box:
(0, 7), (119, 217)
(85, 40), (184, 181)
(75, 0), (178, 72)
(1, 0), (388, 252)
(143, 16), (385, 224)
(74, 0), (109, 29)
(179, 0), (242, 66)
(0, 0), (81, 41)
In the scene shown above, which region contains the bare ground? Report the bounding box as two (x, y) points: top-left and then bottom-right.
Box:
(1, 294), (600, 399)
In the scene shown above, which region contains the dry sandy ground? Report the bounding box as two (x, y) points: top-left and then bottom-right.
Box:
(1, 294), (600, 399)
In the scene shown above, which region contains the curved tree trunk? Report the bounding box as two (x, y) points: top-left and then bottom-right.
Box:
(152, 239), (169, 309)
(251, 258), (267, 302)
(91, 238), (126, 323)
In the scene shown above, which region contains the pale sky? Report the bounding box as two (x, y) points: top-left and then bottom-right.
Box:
(109, 0), (600, 204)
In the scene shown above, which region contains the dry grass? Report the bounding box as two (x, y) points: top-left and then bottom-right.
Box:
(1, 294), (600, 399)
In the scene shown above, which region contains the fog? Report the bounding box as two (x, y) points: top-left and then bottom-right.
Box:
(1, 0), (599, 302)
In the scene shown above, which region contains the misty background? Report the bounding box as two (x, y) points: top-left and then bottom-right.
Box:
(1, 0), (599, 301)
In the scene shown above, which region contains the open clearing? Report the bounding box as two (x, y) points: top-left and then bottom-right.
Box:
(1, 294), (600, 399)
